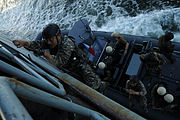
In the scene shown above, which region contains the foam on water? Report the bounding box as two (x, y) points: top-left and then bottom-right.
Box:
(0, 0), (20, 13)
(0, 0), (180, 42)
(97, 8), (180, 39)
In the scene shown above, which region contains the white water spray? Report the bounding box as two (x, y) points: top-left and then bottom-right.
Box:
(0, 0), (180, 42)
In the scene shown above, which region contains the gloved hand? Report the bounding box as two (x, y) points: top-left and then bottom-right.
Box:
(44, 51), (52, 59)
(12, 40), (29, 48)
(33, 49), (44, 56)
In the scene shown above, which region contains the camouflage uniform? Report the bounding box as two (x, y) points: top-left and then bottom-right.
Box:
(140, 52), (166, 78)
(27, 35), (101, 89)
(110, 33), (128, 64)
(158, 33), (175, 63)
(126, 79), (147, 111)
(111, 32), (128, 51)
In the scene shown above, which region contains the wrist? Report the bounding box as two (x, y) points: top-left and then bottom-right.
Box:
(24, 41), (30, 47)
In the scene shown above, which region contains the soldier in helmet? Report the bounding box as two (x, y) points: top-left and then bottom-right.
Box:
(140, 51), (166, 79)
(111, 32), (129, 55)
(13, 23), (101, 90)
(158, 31), (175, 64)
(125, 76), (148, 113)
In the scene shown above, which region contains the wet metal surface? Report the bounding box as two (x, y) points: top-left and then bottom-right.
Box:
(0, 77), (33, 120)
(0, 60), (66, 96)
(20, 54), (65, 91)
(7, 77), (110, 120)
(57, 73), (145, 120)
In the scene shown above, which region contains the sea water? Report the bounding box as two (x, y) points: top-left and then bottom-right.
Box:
(0, 0), (180, 42)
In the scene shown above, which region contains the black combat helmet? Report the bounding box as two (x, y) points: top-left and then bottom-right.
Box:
(42, 23), (61, 41)
(129, 75), (139, 83)
(165, 31), (174, 41)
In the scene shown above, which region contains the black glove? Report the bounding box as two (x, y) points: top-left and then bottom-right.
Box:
(33, 49), (44, 56)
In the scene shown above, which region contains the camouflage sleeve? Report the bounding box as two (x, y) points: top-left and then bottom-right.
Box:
(139, 81), (147, 96)
(25, 40), (49, 50)
(151, 84), (158, 98)
(111, 32), (127, 45)
(158, 36), (163, 47)
(151, 84), (158, 105)
(158, 36), (170, 48)
(157, 53), (167, 65)
(140, 53), (151, 62)
(48, 38), (75, 67)
(116, 36), (127, 45)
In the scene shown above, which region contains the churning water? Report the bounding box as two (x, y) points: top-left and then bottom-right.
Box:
(0, 0), (180, 42)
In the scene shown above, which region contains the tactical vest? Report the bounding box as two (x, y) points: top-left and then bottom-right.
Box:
(145, 52), (164, 71)
(67, 39), (89, 70)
